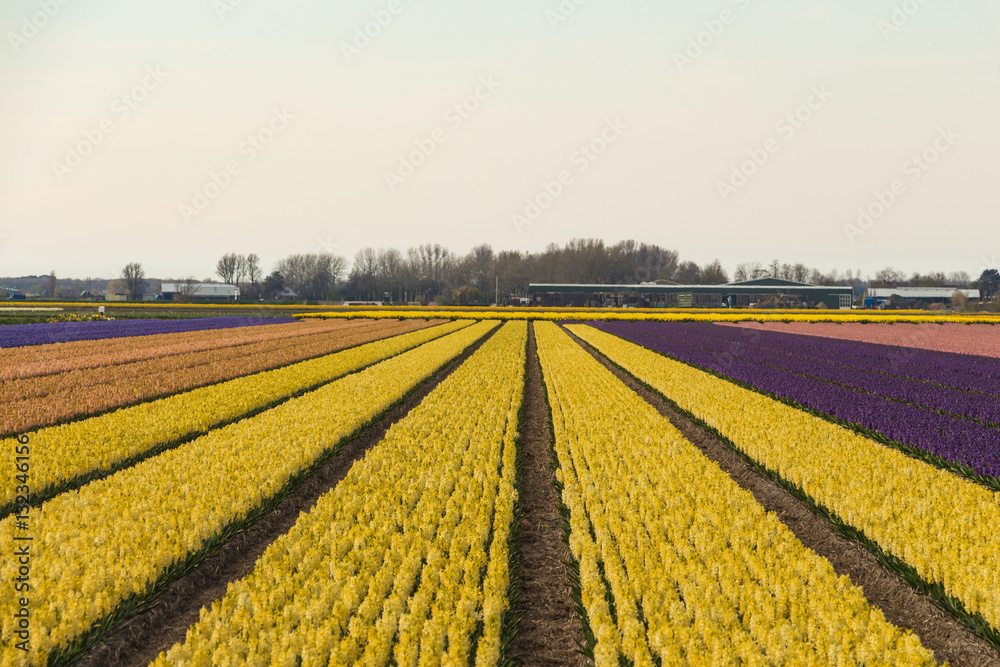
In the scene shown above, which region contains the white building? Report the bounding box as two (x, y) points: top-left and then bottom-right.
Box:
(161, 283), (240, 301)
(866, 287), (979, 307)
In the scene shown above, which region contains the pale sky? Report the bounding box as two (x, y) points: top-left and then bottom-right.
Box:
(1, 1), (997, 280)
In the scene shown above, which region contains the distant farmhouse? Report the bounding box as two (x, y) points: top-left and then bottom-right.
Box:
(160, 282), (240, 301)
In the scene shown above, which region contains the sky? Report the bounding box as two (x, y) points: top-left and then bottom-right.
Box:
(1, 0), (997, 280)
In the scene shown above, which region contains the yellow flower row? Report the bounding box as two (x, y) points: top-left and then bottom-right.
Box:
(569, 323), (1000, 638)
(535, 322), (936, 665)
(0, 321), (497, 666)
(0, 321), (471, 513)
(300, 309), (1000, 324)
(153, 322), (527, 666)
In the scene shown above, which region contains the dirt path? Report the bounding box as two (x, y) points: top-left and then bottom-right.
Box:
(79, 327), (499, 667)
(565, 326), (1000, 667)
(509, 324), (584, 666)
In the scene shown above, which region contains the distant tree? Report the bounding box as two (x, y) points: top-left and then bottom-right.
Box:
(975, 269), (1000, 300)
(46, 271), (57, 298)
(946, 271), (971, 287)
(216, 253), (241, 284)
(950, 290), (970, 312)
(244, 254), (262, 297)
(262, 271), (285, 299)
(275, 253), (347, 301)
(700, 259), (729, 285)
(873, 267), (905, 287)
(733, 262), (764, 282)
(791, 263), (811, 283)
(673, 261), (702, 285)
(120, 263), (147, 301)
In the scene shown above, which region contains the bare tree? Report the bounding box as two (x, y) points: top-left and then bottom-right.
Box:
(734, 262), (764, 282)
(349, 248), (380, 300)
(701, 259), (729, 285)
(673, 261), (702, 285)
(47, 271), (57, 298)
(234, 255), (248, 289)
(245, 254), (262, 294)
(216, 253), (241, 284)
(174, 276), (201, 303)
(946, 271), (971, 287)
(276, 253), (347, 301)
(873, 266), (905, 287)
(121, 262), (147, 301)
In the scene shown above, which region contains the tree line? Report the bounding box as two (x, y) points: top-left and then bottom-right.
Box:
(99, 240), (999, 305)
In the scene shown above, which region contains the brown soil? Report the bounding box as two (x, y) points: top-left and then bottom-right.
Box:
(78, 326), (498, 667)
(565, 327), (1000, 667)
(510, 324), (585, 666)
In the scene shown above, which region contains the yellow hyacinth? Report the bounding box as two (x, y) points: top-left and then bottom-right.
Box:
(536, 322), (937, 666)
(151, 322), (526, 666)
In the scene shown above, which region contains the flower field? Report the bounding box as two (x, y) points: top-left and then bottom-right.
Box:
(1, 321), (495, 665)
(0, 321), (469, 517)
(729, 321), (1000, 358)
(535, 322), (934, 665)
(591, 321), (1000, 480)
(1, 318), (438, 436)
(154, 321), (526, 666)
(570, 324), (1000, 647)
(300, 307), (1000, 324)
(0, 316), (297, 348)
(5, 313), (1000, 665)
(0, 318), (369, 381)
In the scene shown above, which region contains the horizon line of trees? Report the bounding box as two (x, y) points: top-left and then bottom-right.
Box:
(22, 239), (998, 305)
(196, 240), (997, 306)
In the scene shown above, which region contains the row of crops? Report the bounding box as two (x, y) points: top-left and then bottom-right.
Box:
(4, 316), (1000, 664)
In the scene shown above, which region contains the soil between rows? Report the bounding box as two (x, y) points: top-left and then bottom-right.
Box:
(509, 324), (584, 666)
(78, 325), (499, 667)
(564, 326), (1000, 667)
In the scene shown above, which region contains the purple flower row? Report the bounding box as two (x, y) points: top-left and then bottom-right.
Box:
(711, 324), (1000, 394)
(622, 322), (1000, 425)
(592, 321), (1000, 479)
(0, 316), (298, 349)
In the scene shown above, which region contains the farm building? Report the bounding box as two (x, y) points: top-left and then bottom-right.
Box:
(161, 282), (240, 301)
(865, 287), (979, 308)
(528, 278), (855, 309)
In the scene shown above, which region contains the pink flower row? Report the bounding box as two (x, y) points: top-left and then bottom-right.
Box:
(727, 322), (1000, 358)
(1, 319), (438, 437)
(0, 319), (365, 381)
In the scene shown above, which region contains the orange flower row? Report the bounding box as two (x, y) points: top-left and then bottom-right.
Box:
(1, 319), (438, 436)
(0, 319), (369, 381)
